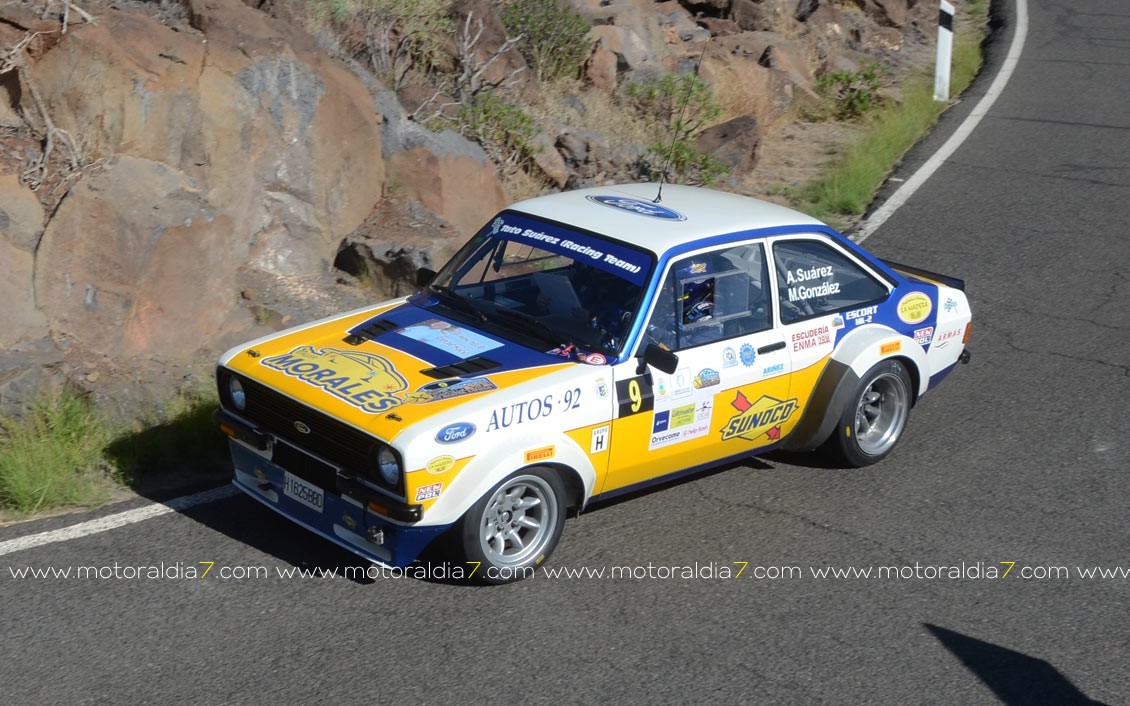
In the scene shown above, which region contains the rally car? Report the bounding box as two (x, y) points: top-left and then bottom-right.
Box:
(215, 184), (971, 582)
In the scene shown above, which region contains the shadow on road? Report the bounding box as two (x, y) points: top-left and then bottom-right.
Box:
(926, 623), (1109, 706)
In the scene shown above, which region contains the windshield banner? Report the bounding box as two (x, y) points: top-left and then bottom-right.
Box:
(488, 213), (652, 286)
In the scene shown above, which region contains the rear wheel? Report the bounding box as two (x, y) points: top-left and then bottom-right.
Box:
(830, 360), (912, 467)
(456, 468), (566, 584)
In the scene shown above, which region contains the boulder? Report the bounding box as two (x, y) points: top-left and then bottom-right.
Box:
(694, 115), (761, 175)
(375, 89), (509, 239)
(851, 0), (913, 29)
(0, 238), (47, 347)
(25, 0), (384, 277)
(0, 172), (45, 252)
(585, 45), (620, 92)
(32, 156), (237, 358)
(592, 25), (653, 73)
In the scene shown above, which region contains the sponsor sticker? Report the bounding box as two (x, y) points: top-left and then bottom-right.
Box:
(405, 377), (498, 404)
(694, 368), (720, 389)
(740, 343), (757, 367)
(933, 327), (964, 349)
(722, 347), (740, 368)
(897, 292), (933, 324)
(583, 353), (607, 365)
(721, 392), (799, 443)
(524, 446), (555, 463)
(426, 455), (455, 475)
(880, 341), (901, 355)
(791, 324), (832, 352)
(261, 346), (407, 414)
(415, 482), (443, 502)
(913, 327), (934, 346)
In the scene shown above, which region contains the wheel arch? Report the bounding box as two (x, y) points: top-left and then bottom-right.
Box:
(420, 432), (597, 526)
(781, 325), (925, 452)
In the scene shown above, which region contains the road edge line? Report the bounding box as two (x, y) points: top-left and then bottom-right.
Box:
(854, 0), (1029, 243)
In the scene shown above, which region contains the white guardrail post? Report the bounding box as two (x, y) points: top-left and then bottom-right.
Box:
(934, 0), (955, 101)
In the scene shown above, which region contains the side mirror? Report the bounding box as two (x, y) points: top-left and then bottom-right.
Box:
(415, 267), (436, 288)
(638, 343), (679, 375)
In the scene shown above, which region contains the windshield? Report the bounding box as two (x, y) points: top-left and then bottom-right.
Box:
(426, 212), (653, 358)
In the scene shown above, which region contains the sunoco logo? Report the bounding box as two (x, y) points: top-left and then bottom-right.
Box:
(586, 195), (686, 221)
(720, 392), (798, 442)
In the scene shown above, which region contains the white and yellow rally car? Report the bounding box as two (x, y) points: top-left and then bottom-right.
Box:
(216, 184), (971, 582)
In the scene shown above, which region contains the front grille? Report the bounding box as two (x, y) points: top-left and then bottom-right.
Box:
(273, 441), (339, 492)
(219, 368), (404, 497)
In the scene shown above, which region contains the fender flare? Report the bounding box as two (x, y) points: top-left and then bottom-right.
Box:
(781, 325), (925, 451)
(415, 432), (597, 526)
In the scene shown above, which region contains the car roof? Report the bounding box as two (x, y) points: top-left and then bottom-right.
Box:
(507, 183), (827, 256)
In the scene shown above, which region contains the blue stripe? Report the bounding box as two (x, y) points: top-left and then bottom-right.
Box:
(350, 302), (568, 375)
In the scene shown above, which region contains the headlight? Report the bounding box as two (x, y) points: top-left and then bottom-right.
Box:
(228, 376), (246, 412)
(377, 446), (400, 485)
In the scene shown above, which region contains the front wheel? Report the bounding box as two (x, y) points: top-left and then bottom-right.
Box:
(455, 468), (566, 584)
(829, 360), (912, 467)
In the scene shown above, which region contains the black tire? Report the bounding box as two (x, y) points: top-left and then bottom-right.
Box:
(829, 359), (912, 467)
(455, 467), (567, 584)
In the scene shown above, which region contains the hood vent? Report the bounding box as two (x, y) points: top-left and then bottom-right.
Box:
(343, 318), (399, 345)
(421, 357), (500, 379)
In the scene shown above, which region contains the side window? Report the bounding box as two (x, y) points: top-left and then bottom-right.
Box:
(643, 243), (771, 352)
(773, 239), (888, 324)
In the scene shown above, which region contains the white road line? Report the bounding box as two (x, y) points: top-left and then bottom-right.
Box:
(0, 485), (240, 557)
(854, 0), (1029, 243)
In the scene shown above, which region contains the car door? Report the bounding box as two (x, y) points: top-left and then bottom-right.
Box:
(769, 235), (893, 408)
(600, 241), (795, 495)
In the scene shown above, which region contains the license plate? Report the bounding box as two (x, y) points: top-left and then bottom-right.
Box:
(283, 471), (324, 513)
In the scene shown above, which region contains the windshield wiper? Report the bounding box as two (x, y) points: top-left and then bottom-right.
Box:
(428, 285), (488, 324)
(490, 308), (574, 351)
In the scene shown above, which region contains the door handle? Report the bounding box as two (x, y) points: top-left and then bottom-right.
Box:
(757, 341), (786, 354)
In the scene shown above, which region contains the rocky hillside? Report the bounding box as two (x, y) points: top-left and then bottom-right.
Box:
(0, 0), (938, 415)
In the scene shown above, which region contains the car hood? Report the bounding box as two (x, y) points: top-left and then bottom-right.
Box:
(220, 300), (573, 442)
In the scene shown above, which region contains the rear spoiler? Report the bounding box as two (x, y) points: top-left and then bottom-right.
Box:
(880, 259), (965, 291)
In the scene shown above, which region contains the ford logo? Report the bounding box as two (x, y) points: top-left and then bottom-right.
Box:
(293, 421), (311, 434)
(586, 195), (687, 221)
(436, 422), (475, 444)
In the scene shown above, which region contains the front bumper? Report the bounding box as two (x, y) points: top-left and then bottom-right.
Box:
(225, 436), (449, 569)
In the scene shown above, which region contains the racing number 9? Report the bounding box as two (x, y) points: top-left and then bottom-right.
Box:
(616, 376), (654, 418)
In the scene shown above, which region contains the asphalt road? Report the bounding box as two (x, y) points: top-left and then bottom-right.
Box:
(2, 1), (1127, 704)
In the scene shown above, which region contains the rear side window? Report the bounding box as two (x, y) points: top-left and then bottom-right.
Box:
(773, 239), (888, 324)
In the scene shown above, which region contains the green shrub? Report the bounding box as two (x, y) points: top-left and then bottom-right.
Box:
(301, 0), (453, 87)
(625, 73), (722, 135)
(625, 74), (730, 185)
(0, 388), (114, 513)
(452, 92), (542, 173)
(641, 139), (731, 186)
(501, 0), (591, 82)
(812, 63), (885, 121)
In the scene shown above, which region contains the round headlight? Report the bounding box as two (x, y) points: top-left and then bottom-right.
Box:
(377, 446), (400, 485)
(228, 376), (246, 411)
